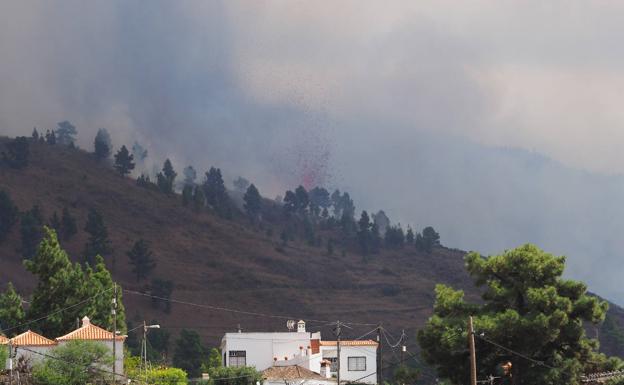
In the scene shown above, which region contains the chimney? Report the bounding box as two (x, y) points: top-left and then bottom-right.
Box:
(82, 316), (91, 327)
(297, 320), (306, 333)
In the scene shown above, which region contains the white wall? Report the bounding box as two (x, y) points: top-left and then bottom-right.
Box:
(57, 340), (124, 377)
(222, 333), (313, 372)
(13, 345), (55, 368)
(321, 346), (377, 385)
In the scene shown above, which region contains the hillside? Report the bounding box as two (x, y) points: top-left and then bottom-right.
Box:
(1, 137), (623, 361)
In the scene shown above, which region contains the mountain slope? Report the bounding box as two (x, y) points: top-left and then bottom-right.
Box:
(0, 137), (622, 360)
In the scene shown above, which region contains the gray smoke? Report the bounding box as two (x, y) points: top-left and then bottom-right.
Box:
(2, 1), (624, 302)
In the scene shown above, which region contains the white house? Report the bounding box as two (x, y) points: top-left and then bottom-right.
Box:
(221, 320), (378, 384)
(319, 340), (377, 384)
(55, 316), (126, 377)
(3, 330), (57, 367)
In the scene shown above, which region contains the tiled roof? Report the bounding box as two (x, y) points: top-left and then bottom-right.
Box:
(263, 365), (330, 380)
(320, 340), (378, 347)
(0, 335), (8, 344)
(10, 330), (57, 347)
(56, 316), (125, 342)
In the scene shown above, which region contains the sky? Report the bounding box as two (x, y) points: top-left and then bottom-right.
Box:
(2, 1), (624, 302)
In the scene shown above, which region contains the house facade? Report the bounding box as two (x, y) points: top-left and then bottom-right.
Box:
(221, 321), (378, 384)
(1, 315), (125, 377)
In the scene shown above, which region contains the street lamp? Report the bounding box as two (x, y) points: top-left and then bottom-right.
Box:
(142, 322), (161, 376)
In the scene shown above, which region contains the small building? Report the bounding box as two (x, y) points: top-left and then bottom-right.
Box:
(221, 321), (378, 384)
(55, 316), (125, 376)
(319, 340), (377, 384)
(262, 365), (336, 385)
(7, 330), (57, 366)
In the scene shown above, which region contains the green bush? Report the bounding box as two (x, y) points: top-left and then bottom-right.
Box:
(146, 367), (188, 385)
(210, 366), (263, 385)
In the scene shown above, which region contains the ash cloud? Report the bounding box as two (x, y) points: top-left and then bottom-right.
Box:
(2, 1), (624, 302)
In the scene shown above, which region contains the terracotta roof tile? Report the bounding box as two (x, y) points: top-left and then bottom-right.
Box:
(262, 365), (331, 380)
(56, 316), (125, 342)
(320, 340), (378, 347)
(10, 330), (57, 347)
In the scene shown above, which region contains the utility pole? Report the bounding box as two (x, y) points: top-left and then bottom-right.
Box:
(468, 316), (477, 385)
(8, 339), (12, 385)
(112, 282), (117, 384)
(336, 321), (341, 385)
(377, 323), (382, 385)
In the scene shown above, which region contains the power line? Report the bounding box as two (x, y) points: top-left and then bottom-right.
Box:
(474, 334), (558, 370)
(124, 288), (377, 326)
(0, 287), (113, 335)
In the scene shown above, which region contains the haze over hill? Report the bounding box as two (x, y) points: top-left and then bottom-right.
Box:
(2, 1), (624, 305)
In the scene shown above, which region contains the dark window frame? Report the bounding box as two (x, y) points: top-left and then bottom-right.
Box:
(347, 356), (366, 371)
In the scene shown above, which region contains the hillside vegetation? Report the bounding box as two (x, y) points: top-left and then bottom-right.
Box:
(1, 136), (623, 361)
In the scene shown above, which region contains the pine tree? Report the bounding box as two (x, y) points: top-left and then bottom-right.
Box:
(131, 141), (148, 163)
(192, 186), (205, 212)
(243, 184), (262, 220)
(157, 159), (177, 194)
(55, 121), (77, 146)
(294, 185), (309, 215)
(31, 127), (39, 141)
(127, 239), (156, 282)
(0, 190), (18, 242)
(61, 207), (78, 241)
(0, 283), (25, 336)
(94, 128), (112, 160)
(20, 205), (44, 258)
(357, 210), (372, 255)
(24, 227), (88, 336)
(406, 227), (415, 245)
(114, 145), (135, 176)
(183, 166), (197, 186)
(83, 208), (112, 265)
(45, 129), (57, 145)
(173, 329), (205, 378)
(83, 255), (126, 332)
(151, 278), (174, 313)
(203, 167), (231, 218)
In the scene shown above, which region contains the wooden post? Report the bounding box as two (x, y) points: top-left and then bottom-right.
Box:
(468, 316), (477, 385)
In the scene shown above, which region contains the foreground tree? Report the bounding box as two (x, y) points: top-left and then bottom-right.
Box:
(173, 329), (205, 378)
(417, 244), (616, 385)
(114, 145), (135, 176)
(93, 128), (112, 160)
(25, 227), (126, 336)
(32, 340), (113, 385)
(210, 366), (263, 385)
(0, 283), (25, 335)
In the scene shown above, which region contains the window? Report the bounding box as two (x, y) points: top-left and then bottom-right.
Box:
(229, 350), (246, 367)
(348, 356), (366, 371)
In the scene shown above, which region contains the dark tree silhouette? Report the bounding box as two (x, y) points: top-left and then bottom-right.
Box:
(127, 239), (156, 282)
(55, 121), (77, 146)
(93, 128), (112, 160)
(83, 209), (112, 265)
(244, 184), (262, 220)
(157, 159), (177, 194)
(114, 145), (135, 176)
(2, 136), (30, 169)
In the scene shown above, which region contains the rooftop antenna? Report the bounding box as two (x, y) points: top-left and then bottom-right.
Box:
(287, 320), (296, 331)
